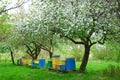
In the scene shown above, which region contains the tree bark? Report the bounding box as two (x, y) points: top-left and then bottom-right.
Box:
(10, 48), (15, 65)
(49, 52), (53, 58)
(33, 54), (39, 60)
(79, 44), (90, 73)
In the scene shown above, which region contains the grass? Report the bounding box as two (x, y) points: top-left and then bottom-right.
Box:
(0, 60), (120, 80)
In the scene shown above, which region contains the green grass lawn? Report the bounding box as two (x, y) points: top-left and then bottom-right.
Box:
(0, 60), (119, 80)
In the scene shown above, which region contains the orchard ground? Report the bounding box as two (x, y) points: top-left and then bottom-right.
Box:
(0, 60), (119, 80)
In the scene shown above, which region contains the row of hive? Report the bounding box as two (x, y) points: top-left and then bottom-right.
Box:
(17, 55), (76, 71)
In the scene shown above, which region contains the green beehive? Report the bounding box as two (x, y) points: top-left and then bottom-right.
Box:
(47, 60), (52, 68)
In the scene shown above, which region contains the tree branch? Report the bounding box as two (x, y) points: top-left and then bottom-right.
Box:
(89, 42), (97, 47)
(88, 28), (95, 39)
(0, 0), (30, 15)
(25, 44), (32, 54)
(36, 41), (51, 53)
(98, 36), (106, 44)
(90, 35), (106, 47)
(41, 46), (51, 53)
(65, 36), (84, 45)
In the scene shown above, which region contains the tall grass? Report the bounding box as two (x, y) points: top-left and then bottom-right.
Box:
(102, 64), (120, 78)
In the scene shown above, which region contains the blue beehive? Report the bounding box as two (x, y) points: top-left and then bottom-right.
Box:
(66, 58), (76, 70)
(31, 61), (35, 67)
(31, 61), (38, 67)
(60, 65), (66, 70)
(19, 59), (23, 65)
(39, 59), (45, 67)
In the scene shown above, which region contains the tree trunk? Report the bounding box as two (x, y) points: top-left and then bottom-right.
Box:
(34, 54), (38, 60)
(79, 44), (90, 73)
(10, 48), (15, 64)
(26, 44), (41, 60)
(31, 54), (39, 60)
(49, 52), (53, 59)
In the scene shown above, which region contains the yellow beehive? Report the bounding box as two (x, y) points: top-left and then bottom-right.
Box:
(52, 55), (60, 69)
(22, 58), (28, 65)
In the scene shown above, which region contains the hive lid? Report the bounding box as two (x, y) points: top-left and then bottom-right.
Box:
(52, 55), (60, 58)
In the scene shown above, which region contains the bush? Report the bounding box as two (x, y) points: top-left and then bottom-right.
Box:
(92, 47), (113, 60)
(92, 42), (120, 61)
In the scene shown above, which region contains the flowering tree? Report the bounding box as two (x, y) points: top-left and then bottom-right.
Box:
(15, 0), (57, 59)
(0, 0), (30, 64)
(40, 0), (120, 73)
